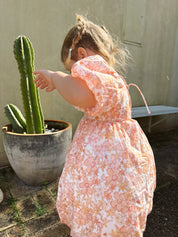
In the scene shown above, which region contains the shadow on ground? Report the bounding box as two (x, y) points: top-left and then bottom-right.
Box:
(144, 129), (178, 237)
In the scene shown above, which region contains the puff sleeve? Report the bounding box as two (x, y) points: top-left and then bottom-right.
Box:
(71, 55), (126, 117)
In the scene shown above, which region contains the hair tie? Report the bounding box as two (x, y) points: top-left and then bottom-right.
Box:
(65, 48), (72, 68)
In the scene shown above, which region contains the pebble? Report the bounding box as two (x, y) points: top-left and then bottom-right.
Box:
(45, 128), (59, 134)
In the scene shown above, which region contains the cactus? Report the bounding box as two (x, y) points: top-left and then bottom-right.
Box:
(4, 104), (26, 133)
(5, 35), (45, 134)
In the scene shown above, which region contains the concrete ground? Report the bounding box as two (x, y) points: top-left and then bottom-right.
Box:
(0, 129), (177, 237)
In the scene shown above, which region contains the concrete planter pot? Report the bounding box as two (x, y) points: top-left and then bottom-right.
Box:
(2, 120), (72, 186)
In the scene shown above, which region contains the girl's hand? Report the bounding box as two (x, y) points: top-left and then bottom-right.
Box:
(33, 70), (56, 92)
(34, 70), (96, 108)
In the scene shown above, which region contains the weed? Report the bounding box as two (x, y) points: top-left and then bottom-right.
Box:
(7, 196), (25, 234)
(34, 201), (47, 216)
(42, 181), (49, 190)
(2, 169), (25, 234)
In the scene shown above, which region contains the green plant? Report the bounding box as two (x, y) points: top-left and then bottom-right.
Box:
(4, 35), (45, 134)
(42, 181), (49, 190)
(7, 196), (25, 234)
(4, 104), (26, 133)
(34, 201), (47, 216)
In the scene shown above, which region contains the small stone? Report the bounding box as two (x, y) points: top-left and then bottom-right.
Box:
(0, 189), (3, 203)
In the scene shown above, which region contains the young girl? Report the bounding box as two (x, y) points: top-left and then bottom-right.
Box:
(34, 15), (156, 237)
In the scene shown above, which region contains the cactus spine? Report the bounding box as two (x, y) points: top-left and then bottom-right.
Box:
(5, 35), (45, 134)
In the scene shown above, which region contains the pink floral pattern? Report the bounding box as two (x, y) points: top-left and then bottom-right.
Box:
(56, 55), (156, 237)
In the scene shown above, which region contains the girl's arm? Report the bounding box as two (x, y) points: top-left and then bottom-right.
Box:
(33, 70), (96, 108)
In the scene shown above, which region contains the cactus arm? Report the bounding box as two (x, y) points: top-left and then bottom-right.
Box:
(22, 37), (44, 134)
(26, 37), (35, 69)
(36, 88), (45, 132)
(4, 104), (26, 133)
(8, 104), (26, 130)
(26, 37), (45, 132)
(14, 36), (34, 134)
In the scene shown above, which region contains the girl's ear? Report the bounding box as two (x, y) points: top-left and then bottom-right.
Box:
(77, 47), (88, 60)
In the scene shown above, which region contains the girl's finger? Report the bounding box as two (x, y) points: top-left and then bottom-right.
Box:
(33, 70), (41, 75)
(34, 75), (42, 83)
(40, 84), (47, 89)
(46, 87), (54, 92)
(34, 76), (39, 82)
(36, 81), (43, 87)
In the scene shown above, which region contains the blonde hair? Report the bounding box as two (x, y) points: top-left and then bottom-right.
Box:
(61, 15), (130, 76)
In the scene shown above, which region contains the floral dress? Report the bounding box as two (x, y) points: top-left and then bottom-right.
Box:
(56, 55), (156, 237)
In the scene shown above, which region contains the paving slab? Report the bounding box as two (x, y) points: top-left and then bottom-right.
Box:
(0, 166), (66, 237)
(0, 230), (7, 237)
(5, 225), (24, 237)
(0, 200), (16, 232)
(24, 211), (60, 236)
(32, 189), (56, 213)
(16, 196), (37, 222)
(7, 172), (41, 199)
(46, 179), (58, 200)
(35, 223), (70, 237)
